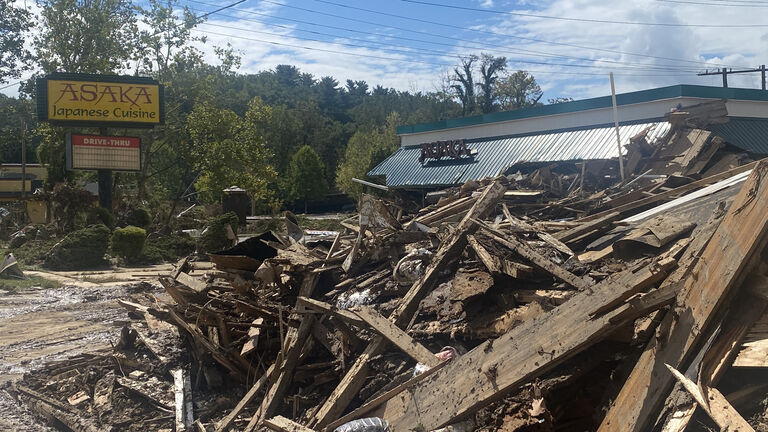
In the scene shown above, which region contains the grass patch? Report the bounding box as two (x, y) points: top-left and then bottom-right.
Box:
(0, 275), (62, 292)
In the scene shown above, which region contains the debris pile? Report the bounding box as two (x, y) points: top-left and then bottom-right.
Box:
(11, 111), (768, 432)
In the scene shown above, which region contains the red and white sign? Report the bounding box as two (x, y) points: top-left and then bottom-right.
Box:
(66, 133), (141, 171)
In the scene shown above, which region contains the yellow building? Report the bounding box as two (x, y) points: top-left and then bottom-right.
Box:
(0, 164), (48, 223)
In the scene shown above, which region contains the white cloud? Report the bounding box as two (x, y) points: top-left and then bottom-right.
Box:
(4, 0), (768, 103)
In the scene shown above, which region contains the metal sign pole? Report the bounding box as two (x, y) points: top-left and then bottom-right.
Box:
(97, 128), (112, 210)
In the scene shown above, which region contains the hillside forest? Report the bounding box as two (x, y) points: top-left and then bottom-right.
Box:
(0, 0), (569, 214)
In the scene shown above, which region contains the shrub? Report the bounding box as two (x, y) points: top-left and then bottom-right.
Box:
(88, 206), (114, 228)
(126, 208), (151, 228)
(140, 234), (197, 264)
(111, 226), (147, 261)
(198, 212), (239, 253)
(44, 224), (111, 270)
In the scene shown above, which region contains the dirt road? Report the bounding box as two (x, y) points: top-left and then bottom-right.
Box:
(0, 281), (160, 431)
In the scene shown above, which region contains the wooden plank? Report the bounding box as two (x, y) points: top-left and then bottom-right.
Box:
(377, 257), (676, 430)
(664, 364), (754, 432)
(324, 361), (449, 431)
(480, 228), (591, 291)
(174, 369), (189, 432)
(310, 180), (507, 428)
(580, 160), (758, 223)
(598, 162), (768, 432)
(502, 203), (574, 256)
(553, 211), (620, 243)
(214, 363), (275, 432)
(176, 271), (208, 293)
(355, 306), (438, 367)
(264, 416), (316, 432)
(247, 273), (320, 429)
(514, 289), (574, 305)
(467, 234), (500, 273)
(657, 285), (768, 432)
(171, 256), (190, 279)
(296, 296), (367, 327)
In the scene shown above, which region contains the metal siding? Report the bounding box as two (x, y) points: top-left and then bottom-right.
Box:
(709, 119), (768, 155)
(369, 122), (672, 188)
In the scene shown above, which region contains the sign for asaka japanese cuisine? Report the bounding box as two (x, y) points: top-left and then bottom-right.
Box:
(419, 139), (474, 163)
(37, 73), (164, 127)
(66, 134), (141, 172)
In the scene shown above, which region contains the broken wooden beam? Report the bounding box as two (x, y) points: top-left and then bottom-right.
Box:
(264, 416), (316, 432)
(376, 255), (676, 430)
(354, 306), (439, 367)
(214, 363), (276, 432)
(310, 180), (507, 428)
(480, 227), (591, 291)
(598, 162), (768, 432)
(664, 364), (754, 432)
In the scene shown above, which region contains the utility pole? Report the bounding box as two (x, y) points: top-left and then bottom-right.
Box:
(698, 65), (767, 90)
(609, 72), (625, 182)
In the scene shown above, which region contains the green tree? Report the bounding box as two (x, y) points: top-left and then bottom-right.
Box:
(335, 112), (400, 197)
(287, 145), (328, 213)
(497, 70), (543, 110)
(186, 98), (276, 207)
(0, 0), (33, 84)
(35, 0), (139, 74)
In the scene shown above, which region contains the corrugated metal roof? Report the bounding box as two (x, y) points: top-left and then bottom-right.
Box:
(709, 118), (768, 155)
(369, 122), (671, 188)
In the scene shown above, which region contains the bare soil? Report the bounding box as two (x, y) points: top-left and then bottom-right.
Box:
(0, 281), (161, 431)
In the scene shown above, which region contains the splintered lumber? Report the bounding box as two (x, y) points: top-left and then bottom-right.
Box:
(480, 228), (591, 290)
(377, 257), (676, 430)
(656, 284), (768, 432)
(174, 369), (192, 432)
(553, 212), (620, 243)
(501, 204), (572, 256)
(598, 162), (768, 432)
(296, 297), (366, 327)
(325, 361), (449, 431)
(176, 272), (208, 293)
(354, 306), (439, 367)
(664, 364), (754, 432)
(264, 416), (316, 432)
(580, 160), (758, 223)
(214, 363), (276, 432)
(248, 273), (320, 429)
(310, 180), (507, 428)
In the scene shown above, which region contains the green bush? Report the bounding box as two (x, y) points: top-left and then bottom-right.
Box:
(140, 234), (197, 264)
(126, 208), (152, 228)
(198, 212), (239, 253)
(87, 206), (114, 228)
(44, 224), (111, 270)
(111, 226), (147, 261)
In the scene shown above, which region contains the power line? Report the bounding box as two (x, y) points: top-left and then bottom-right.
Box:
(190, 27), (700, 78)
(188, 6), (704, 73)
(398, 0), (768, 27)
(296, 0), (748, 69)
(197, 22), (702, 73)
(657, 0), (768, 5)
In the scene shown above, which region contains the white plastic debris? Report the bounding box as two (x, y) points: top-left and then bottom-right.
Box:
(333, 417), (390, 432)
(336, 288), (373, 310)
(393, 248), (433, 285)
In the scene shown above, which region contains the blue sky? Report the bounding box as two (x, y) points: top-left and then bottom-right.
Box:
(8, 0), (768, 102)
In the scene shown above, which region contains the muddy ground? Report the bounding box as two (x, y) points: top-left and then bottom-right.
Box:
(0, 281), (161, 431)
